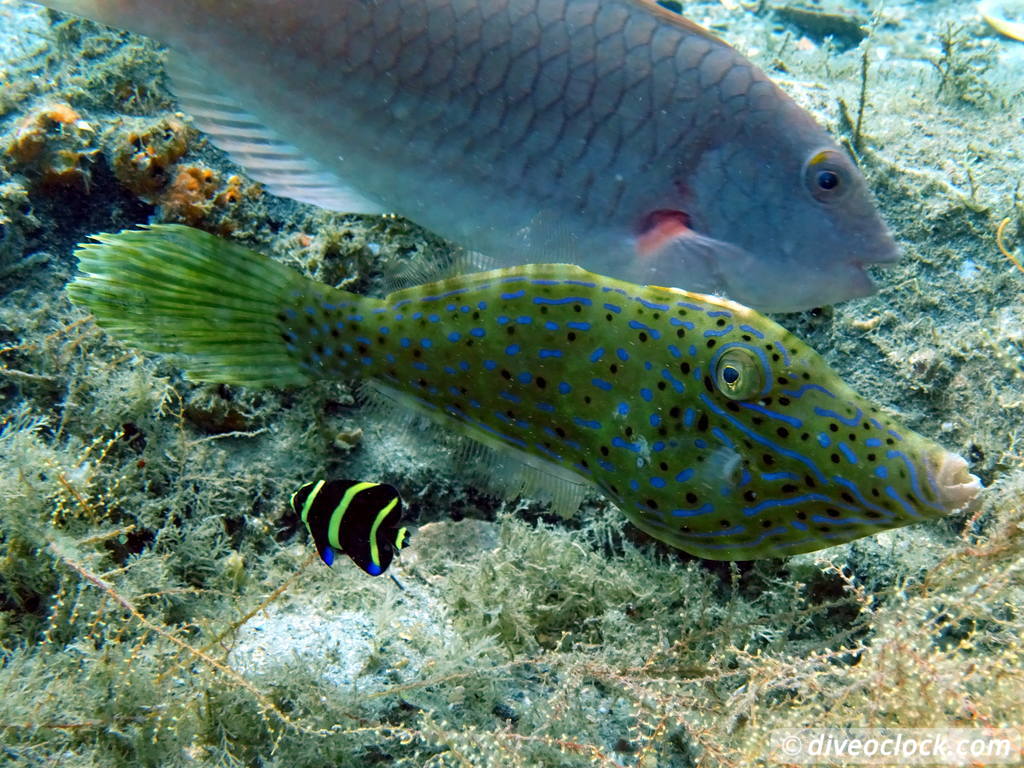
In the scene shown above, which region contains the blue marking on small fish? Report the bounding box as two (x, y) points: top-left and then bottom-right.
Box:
(591, 378), (613, 391)
(590, 347), (605, 363)
(818, 433), (831, 448)
(739, 324), (765, 339)
(501, 289), (526, 300)
(448, 332), (461, 342)
(618, 402), (630, 415)
(558, 382), (571, 394)
(670, 317), (695, 329)
(675, 468), (694, 482)
(616, 348), (629, 361)
(505, 343), (521, 355)
(470, 327), (486, 338)
(567, 321), (591, 331)
(604, 302), (622, 313)
(539, 348), (563, 359)
(704, 325), (734, 337)
(640, 387), (653, 402)
(575, 417), (601, 430)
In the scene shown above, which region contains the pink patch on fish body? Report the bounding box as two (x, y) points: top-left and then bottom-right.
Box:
(34, 0), (898, 311)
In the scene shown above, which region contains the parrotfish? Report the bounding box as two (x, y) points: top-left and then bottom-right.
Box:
(68, 225), (980, 560)
(292, 479), (410, 575)
(37, 0), (897, 311)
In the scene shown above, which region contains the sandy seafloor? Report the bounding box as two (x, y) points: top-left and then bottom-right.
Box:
(0, 0), (1022, 766)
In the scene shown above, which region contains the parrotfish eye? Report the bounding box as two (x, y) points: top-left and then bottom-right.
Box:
(803, 149), (850, 203)
(714, 346), (766, 401)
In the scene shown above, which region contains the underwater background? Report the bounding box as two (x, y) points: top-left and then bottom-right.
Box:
(0, 0), (1022, 765)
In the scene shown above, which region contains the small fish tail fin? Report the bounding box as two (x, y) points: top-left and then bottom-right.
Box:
(68, 224), (352, 387)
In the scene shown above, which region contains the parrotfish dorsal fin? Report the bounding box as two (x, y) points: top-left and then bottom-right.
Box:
(630, 0), (729, 44)
(165, 53), (387, 215)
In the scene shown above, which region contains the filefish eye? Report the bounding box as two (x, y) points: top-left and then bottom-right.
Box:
(803, 149), (850, 203)
(714, 346), (766, 400)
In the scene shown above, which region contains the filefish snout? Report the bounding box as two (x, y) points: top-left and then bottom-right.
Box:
(927, 451), (983, 513)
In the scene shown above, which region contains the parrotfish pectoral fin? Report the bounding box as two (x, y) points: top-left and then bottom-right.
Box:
(635, 210), (693, 259)
(165, 54), (387, 215)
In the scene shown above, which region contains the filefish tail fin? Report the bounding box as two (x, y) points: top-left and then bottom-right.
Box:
(291, 479), (410, 577)
(68, 224), (341, 387)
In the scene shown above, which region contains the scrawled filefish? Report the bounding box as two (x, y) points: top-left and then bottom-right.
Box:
(38, 0), (896, 311)
(292, 479), (410, 575)
(67, 225), (980, 560)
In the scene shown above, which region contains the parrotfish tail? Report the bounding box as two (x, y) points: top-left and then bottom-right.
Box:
(68, 224), (345, 387)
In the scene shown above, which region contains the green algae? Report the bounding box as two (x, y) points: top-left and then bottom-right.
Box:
(0, 0), (1022, 765)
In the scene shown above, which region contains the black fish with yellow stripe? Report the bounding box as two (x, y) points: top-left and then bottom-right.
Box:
(291, 480), (410, 576)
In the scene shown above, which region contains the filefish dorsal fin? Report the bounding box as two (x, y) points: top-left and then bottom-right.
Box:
(291, 479), (409, 576)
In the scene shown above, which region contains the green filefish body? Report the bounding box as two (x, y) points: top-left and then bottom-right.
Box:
(68, 226), (980, 560)
(36, 0), (897, 311)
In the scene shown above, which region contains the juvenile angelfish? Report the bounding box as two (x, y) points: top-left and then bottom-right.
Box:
(68, 226), (980, 560)
(36, 0), (897, 311)
(292, 479), (410, 575)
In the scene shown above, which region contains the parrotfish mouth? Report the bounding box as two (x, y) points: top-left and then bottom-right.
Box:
(929, 451), (983, 512)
